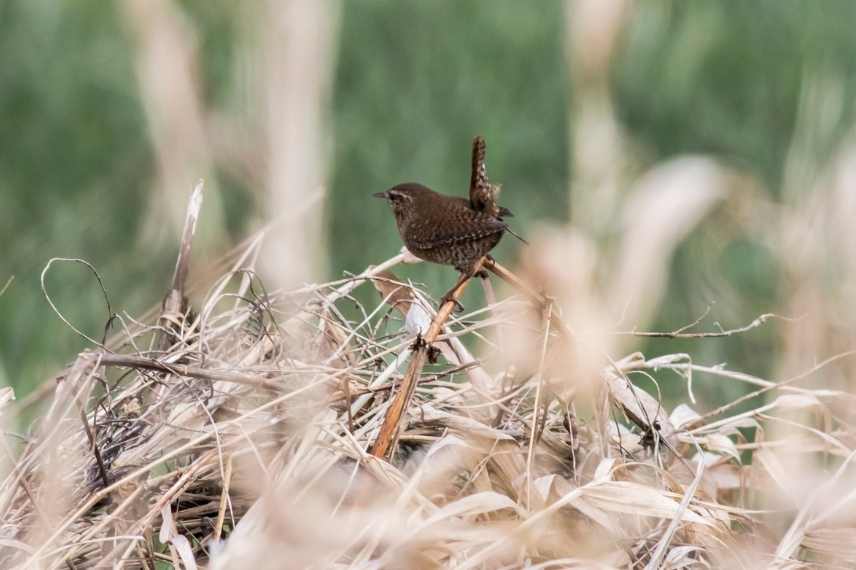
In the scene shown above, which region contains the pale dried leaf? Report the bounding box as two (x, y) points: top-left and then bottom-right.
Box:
(670, 404), (700, 430)
(422, 491), (523, 525)
(772, 394), (821, 410)
(802, 527), (856, 562)
(582, 480), (715, 526)
(160, 504), (198, 570)
(594, 457), (616, 480)
(703, 434), (740, 462)
(604, 368), (677, 449)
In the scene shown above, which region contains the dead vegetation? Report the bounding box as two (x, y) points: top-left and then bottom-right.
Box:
(2, 176), (856, 570)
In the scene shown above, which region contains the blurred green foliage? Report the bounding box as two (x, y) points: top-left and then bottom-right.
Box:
(615, 1), (856, 188)
(3, 1), (856, 406)
(0, 1), (163, 390)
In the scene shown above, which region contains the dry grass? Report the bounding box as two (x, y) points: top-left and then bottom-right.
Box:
(3, 176), (856, 570)
(5, 2), (856, 568)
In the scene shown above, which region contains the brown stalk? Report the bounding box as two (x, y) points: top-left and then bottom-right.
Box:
(367, 256), (566, 462)
(483, 258), (547, 307)
(75, 399), (110, 490)
(93, 353), (284, 392)
(483, 257), (575, 340)
(369, 260), (484, 459)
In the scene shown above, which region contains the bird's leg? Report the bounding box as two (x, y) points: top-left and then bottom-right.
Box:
(410, 332), (427, 351)
(441, 272), (468, 313)
(426, 345), (441, 364)
(442, 259), (486, 312)
(474, 255), (495, 279)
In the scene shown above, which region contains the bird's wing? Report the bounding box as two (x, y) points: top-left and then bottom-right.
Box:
(406, 209), (507, 251)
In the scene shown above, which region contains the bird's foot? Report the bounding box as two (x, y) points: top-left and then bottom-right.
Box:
(409, 334), (441, 362)
(410, 332), (428, 352)
(440, 293), (465, 313)
(427, 346), (441, 364)
(475, 256), (494, 278)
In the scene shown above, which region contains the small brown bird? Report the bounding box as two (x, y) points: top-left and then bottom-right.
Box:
(374, 137), (526, 306)
(373, 183), (516, 275)
(373, 138), (524, 304)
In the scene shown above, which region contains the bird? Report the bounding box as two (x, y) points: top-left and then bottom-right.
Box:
(373, 182), (515, 274)
(373, 137), (525, 307)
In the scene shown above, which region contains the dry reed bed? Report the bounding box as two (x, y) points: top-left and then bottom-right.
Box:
(2, 233), (856, 569)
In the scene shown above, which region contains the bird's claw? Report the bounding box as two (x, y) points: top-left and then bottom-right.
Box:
(427, 346), (441, 364)
(410, 333), (441, 363)
(410, 332), (428, 351)
(441, 294), (465, 313)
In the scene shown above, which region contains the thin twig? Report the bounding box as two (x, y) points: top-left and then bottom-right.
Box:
(615, 312), (791, 339)
(75, 395), (110, 490)
(213, 456), (233, 544)
(92, 353), (285, 392)
(525, 302), (552, 510)
(483, 258), (574, 339)
(40, 258), (114, 348)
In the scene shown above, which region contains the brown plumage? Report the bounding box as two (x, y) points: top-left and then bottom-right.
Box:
(469, 136), (511, 219)
(373, 182), (519, 277)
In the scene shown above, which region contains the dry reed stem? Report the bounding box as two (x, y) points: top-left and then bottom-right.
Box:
(485, 258), (576, 341)
(156, 180), (203, 351)
(370, 260), (485, 459)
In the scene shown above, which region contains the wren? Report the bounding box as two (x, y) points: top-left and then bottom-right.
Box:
(373, 137), (524, 306)
(373, 182), (513, 275)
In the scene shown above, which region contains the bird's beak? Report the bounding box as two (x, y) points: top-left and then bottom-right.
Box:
(372, 191), (389, 199)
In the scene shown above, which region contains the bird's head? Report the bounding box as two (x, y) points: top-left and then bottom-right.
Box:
(373, 183), (431, 223)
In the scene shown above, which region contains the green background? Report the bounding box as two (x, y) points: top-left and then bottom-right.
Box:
(3, 1), (856, 404)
